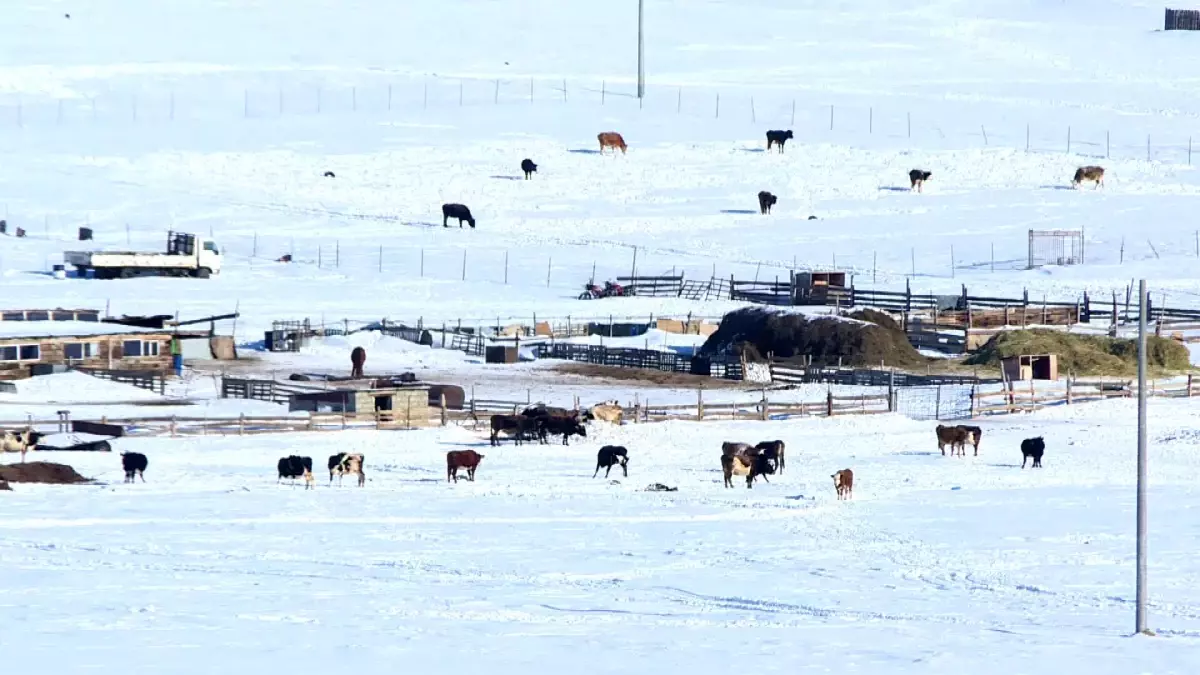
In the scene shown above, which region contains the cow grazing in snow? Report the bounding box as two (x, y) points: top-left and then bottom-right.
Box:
(328, 452), (366, 487)
(521, 158), (538, 179)
(832, 468), (853, 500)
(594, 446), (629, 478)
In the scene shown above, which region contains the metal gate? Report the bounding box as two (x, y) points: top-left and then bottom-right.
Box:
(893, 384), (974, 421)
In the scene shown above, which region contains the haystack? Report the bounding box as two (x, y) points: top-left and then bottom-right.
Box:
(966, 329), (1190, 376)
(700, 307), (923, 367)
(0, 461), (90, 485)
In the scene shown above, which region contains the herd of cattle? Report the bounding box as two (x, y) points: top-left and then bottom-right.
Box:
(4, 410), (1049, 495)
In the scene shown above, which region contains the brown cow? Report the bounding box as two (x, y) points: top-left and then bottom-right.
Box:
(350, 346), (366, 379)
(1073, 166), (1104, 189)
(598, 132), (627, 155)
(935, 424), (974, 457)
(832, 468), (853, 500)
(447, 450), (484, 483)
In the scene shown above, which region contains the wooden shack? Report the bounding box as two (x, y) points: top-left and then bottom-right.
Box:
(1001, 354), (1058, 382)
(793, 271), (851, 305)
(0, 320), (178, 380)
(288, 385), (431, 427)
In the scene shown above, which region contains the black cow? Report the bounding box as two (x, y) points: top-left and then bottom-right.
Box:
(121, 452), (148, 483)
(277, 455), (314, 488)
(754, 440), (786, 474)
(766, 129), (794, 153)
(758, 191), (777, 214)
(541, 415), (587, 445)
(442, 203), (476, 228)
(594, 446), (629, 478)
(521, 158), (538, 179)
(490, 414), (537, 446)
(909, 169), (932, 193)
(521, 405), (580, 444)
(1021, 437), (1045, 469)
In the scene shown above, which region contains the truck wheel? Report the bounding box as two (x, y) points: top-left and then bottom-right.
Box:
(194, 268), (211, 279)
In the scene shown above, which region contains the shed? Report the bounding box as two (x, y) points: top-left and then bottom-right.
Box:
(485, 345), (519, 364)
(793, 271), (851, 305)
(288, 385), (431, 427)
(1001, 354), (1058, 381)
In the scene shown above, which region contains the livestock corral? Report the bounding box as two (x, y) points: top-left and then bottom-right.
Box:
(6, 0), (1200, 672)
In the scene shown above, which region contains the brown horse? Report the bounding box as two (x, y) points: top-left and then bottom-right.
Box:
(351, 346), (366, 379)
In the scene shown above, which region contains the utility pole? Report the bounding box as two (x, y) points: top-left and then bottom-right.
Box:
(637, 0), (645, 98)
(1136, 278), (1149, 635)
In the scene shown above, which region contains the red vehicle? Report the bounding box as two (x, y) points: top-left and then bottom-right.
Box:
(578, 280), (628, 300)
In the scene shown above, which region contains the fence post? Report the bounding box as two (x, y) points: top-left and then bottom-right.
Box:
(697, 388), (704, 421)
(934, 385), (942, 420)
(440, 393), (448, 426)
(170, 415), (177, 437)
(238, 413), (245, 435)
(1066, 378), (1072, 405)
(760, 390), (769, 421)
(1188, 373), (1194, 397)
(826, 390), (834, 417)
(887, 370), (895, 412)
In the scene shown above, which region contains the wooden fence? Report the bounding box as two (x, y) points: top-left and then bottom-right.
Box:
(769, 361), (995, 387)
(78, 368), (166, 395)
(972, 375), (1200, 416)
(1166, 8), (1200, 30)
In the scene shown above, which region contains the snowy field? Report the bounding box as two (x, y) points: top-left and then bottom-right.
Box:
(3, 397), (1199, 673)
(4, 1), (1200, 342)
(3, 0), (1200, 671)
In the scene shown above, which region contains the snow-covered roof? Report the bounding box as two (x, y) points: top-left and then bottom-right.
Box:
(0, 321), (170, 340)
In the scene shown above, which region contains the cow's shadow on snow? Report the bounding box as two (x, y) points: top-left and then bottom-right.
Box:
(720, 209), (758, 214)
(879, 186), (914, 193)
(490, 175), (523, 181)
(985, 462), (1024, 469)
(1039, 185), (1075, 191)
(740, 148), (766, 154)
(893, 450), (938, 456)
(568, 148), (601, 155)
(401, 221), (441, 228)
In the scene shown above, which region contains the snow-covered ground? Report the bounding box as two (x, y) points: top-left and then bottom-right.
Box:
(2, 0), (1200, 670)
(3, 397), (1198, 673)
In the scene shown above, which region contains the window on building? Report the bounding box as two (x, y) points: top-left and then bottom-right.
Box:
(52, 311), (74, 321)
(64, 342), (99, 360)
(25, 311), (49, 321)
(1, 312), (24, 321)
(0, 344), (41, 362)
(122, 340), (161, 357)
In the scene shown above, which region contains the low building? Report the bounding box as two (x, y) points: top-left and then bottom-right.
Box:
(288, 385), (432, 428)
(0, 320), (181, 380)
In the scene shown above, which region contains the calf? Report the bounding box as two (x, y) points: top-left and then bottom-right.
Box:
(765, 129), (794, 153)
(442, 203), (476, 228)
(1073, 165), (1104, 190)
(758, 191), (777, 214)
(521, 158), (538, 179)
(598, 132), (627, 155)
(447, 450), (484, 483)
(490, 414), (537, 446)
(277, 455), (314, 489)
(755, 440), (786, 474)
(594, 445), (629, 478)
(935, 424), (973, 457)
(328, 452), (366, 487)
(1021, 437), (1045, 469)
(121, 452), (148, 483)
(832, 468), (854, 500)
(909, 169), (932, 193)
(1, 427), (42, 463)
(956, 425), (983, 456)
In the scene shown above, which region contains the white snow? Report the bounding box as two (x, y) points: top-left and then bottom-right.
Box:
(0, 320), (166, 338)
(3, 398), (1198, 674)
(0, 0), (1198, 671)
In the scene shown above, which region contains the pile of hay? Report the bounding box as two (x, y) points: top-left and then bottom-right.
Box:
(966, 329), (1191, 376)
(700, 307), (924, 367)
(0, 461), (91, 485)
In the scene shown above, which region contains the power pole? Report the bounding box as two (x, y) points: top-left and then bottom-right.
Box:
(1136, 278), (1149, 635)
(637, 0), (645, 98)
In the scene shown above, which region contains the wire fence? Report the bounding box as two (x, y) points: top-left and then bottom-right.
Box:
(4, 74), (1200, 166)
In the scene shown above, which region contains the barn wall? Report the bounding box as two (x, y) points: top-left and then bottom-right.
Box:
(0, 333), (173, 380)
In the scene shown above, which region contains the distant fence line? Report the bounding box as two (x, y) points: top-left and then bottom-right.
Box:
(8, 373), (1197, 439)
(3, 75), (1200, 166)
